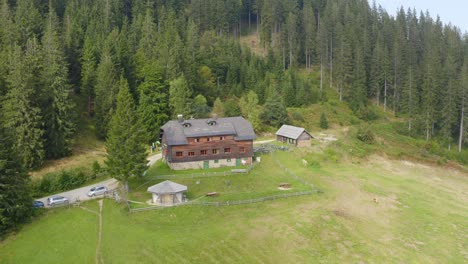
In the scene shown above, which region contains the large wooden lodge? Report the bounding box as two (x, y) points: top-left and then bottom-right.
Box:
(160, 115), (256, 170)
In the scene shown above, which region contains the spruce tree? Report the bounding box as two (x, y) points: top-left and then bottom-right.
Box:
(94, 45), (118, 139)
(169, 75), (192, 118)
(261, 95), (288, 128)
(0, 122), (33, 237)
(42, 9), (75, 158)
(4, 41), (45, 169)
(137, 63), (169, 143)
(320, 112), (329, 129)
(105, 76), (147, 190)
(81, 36), (97, 115)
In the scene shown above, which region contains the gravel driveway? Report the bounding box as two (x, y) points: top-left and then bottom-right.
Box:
(37, 154), (163, 208)
(36, 178), (119, 208)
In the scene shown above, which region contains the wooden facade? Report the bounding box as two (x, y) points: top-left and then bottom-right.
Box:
(164, 135), (253, 163)
(275, 125), (313, 148)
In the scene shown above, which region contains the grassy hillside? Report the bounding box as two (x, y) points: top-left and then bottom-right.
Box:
(1, 145), (466, 263)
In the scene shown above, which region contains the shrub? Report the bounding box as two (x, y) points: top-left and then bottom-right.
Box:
(292, 111), (304, 122)
(357, 125), (375, 144)
(92, 161), (102, 178)
(30, 166), (100, 198)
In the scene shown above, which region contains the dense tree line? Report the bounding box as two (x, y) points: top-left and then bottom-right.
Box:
(0, 0), (467, 173)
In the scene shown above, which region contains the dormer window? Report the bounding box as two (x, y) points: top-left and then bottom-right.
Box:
(207, 120), (217, 126)
(183, 122), (191, 128)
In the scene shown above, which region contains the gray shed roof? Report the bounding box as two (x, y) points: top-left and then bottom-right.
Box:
(161, 116), (256, 146)
(275, 125), (311, 140)
(147, 180), (188, 194)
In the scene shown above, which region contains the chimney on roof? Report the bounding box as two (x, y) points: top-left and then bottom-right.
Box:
(177, 114), (183, 123)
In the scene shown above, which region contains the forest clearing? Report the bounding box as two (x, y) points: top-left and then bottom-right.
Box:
(1, 147), (466, 263)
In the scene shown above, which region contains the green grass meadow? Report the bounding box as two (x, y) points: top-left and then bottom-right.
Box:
(1, 145), (466, 263)
(129, 154), (312, 204)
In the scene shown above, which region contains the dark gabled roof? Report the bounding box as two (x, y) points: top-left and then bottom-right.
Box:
(147, 180), (187, 194)
(161, 116), (256, 146)
(275, 125), (311, 140)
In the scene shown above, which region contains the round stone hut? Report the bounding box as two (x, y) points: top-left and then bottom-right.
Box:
(147, 180), (188, 206)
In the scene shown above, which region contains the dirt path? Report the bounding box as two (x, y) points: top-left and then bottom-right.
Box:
(95, 200), (104, 264)
(254, 139), (275, 144)
(147, 153), (162, 167)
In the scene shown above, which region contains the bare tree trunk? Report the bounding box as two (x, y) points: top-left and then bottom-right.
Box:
(320, 55), (323, 94)
(384, 72), (387, 112)
(256, 12), (259, 36)
(339, 82), (342, 101)
(248, 1), (251, 32)
(239, 14), (242, 39)
(288, 33), (292, 68)
(330, 37), (333, 89)
(393, 58), (397, 114)
(282, 47), (286, 70)
(88, 96), (92, 115)
(409, 67), (413, 131)
(426, 111), (430, 141)
(459, 96), (465, 152)
(377, 88), (380, 106)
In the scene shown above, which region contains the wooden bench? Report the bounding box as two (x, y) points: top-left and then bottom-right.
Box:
(278, 183), (291, 188)
(206, 192), (219, 197)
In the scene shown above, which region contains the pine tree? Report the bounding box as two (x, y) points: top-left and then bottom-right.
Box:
(239, 90), (261, 131)
(440, 50), (458, 150)
(348, 48), (367, 113)
(81, 35), (97, 115)
(42, 8), (75, 158)
(261, 95), (288, 127)
(14, 0), (43, 44)
(94, 45), (118, 139)
(169, 75), (192, 118)
(302, 0), (316, 69)
(459, 51), (468, 152)
(0, 121), (33, 237)
(105, 76), (147, 191)
(137, 63), (169, 143)
(192, 94), (210, 118)
(4, 41), (45, 169)
(211, 97), (225, 118)
(260, 0), (273, 50)
(320, 112), (329, 129)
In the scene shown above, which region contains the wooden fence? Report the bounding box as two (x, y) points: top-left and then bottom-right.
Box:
(128, 147), (322, 213)
(133, 162), (259, 191)
(129, 190), (315, 213)
(270, 151), (320, 191)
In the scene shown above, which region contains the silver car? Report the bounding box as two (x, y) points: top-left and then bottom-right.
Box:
(47, 196), (69, 207)
(87, 186), (108, 197)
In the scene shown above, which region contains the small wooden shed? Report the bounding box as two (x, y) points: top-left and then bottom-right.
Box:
(147, 180), (188, 206)
(275, 125), (313, 147)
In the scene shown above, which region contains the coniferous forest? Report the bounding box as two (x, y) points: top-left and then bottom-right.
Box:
(0, 0), (467, 234)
